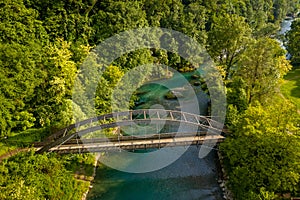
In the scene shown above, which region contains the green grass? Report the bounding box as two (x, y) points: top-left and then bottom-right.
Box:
(0, 143), (18, 157)
(280, 66), (300, 109)
(0, 128), (49, 157)
(64, 154), (96, 177)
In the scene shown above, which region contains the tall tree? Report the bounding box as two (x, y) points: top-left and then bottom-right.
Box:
(95, 65), (124, 115)
(0, 0), (48, 135)
(237, 38), (291, 103)
(207, 13), (252, 80)
(34, 39), (77, 128)
(91, 0), (148, 44)
(287, 19), (300, 64)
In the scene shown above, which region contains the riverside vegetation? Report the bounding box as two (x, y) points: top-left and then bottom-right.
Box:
(1, 0), (300, 199)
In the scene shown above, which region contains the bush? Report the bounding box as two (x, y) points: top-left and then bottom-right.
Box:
(0, 150), (88, 200)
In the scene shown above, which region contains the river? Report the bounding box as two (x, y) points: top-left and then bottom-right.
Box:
(278, 17), (293, 36)
(278, 17), (294, 59)
(87, 72), (224, 200)
(87, 147), (223, 200)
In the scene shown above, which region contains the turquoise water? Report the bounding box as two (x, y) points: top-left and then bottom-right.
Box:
(87, 72), (223, 200)
(87, 147), (223, 200)
(134, 71), (209, 115)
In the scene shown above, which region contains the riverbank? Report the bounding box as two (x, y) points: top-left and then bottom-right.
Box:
(217, 150), (233, 200)
(81, 153), (101, 200)
(77, 153), (101, 200)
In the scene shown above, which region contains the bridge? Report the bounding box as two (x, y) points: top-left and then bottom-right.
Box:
(36, 109), (225, 154)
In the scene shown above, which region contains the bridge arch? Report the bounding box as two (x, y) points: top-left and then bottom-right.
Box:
(37, 109), (224, 154)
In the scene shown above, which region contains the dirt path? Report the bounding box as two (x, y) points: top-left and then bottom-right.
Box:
(0, 148), (30, 162)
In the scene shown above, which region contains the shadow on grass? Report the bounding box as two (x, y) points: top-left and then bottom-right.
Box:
(0, 127), (50, 148)
(63, 154), (96, 177)
(282, 66), (300, 107)
(289, 68), (300, 99)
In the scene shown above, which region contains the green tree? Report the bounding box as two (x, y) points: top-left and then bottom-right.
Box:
(0, 0), (48, 44)
(207, 13), (252, 80)
(0, 151), (87, 199)
(0, 0), (48, 134)
(226, 76), (248, 112)
(221, 102), (300, 199)
(95, 65), (124, 115)
(287, 19), (300, 64)
(237, 38), (291, 104)
(34, 39), (77, 128)
(24, 0), (94, 44)
(91, 0), (148, 44)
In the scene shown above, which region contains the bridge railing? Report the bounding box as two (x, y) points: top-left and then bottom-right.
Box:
(38, 109), (224, 153)
(46, 109), (223, 140)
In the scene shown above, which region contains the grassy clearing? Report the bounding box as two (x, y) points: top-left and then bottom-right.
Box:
(280, 66), (300, 110)
(0, 128), (49, 157)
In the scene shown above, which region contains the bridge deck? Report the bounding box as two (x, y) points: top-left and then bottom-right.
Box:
(47, 134), (224, 154)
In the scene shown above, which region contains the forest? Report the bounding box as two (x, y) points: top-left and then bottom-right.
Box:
(1, 0), (300, 199)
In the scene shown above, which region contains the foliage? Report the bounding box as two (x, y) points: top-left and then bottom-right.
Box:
(63, 154), (96, 177)
(32, 38), (78, 129)
(91, 0), (148, 44)
(236, 38), (291, 104)
(95, 65), (124, 115)
(221, 102), (300, 199)
(1, 0), (300, 198)
(0, 150), (89, 200)
(226, 77), (248, 112)
(287, 19), (300, 64)
(0, 0), (47, 136)
(0, 0), (48, 44)
(207, 13), (252, 80)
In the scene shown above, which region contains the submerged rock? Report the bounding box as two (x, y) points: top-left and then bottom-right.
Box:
(164, 90), (184, 99)
(193, 82), (201, 86)
(191, 74), (200, 79)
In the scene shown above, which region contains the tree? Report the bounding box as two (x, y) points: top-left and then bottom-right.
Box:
(273, 0), (288, 22)
(207, 13), (252, 80)
(0, 0), (48, 135)
(91, 0), (148, 44)
(33, 39), (77, 128)
(237, 38), (291, 104)
(221, 102), (300, 199)
(24, 0), (94, 44)
(0, 151), (87, 199)
(95, 65), (124, 115)
(226, 76), (248, 112)
(0, 0), (48, 44)
(287, 19), (300, 64)
(145, 0), (207, 44)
